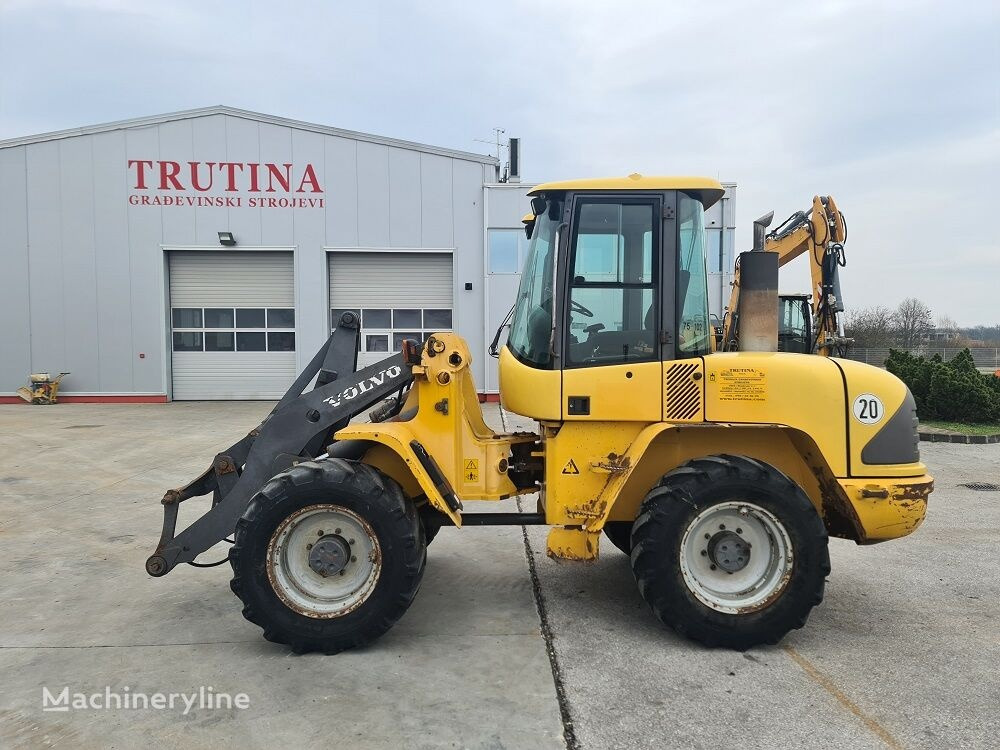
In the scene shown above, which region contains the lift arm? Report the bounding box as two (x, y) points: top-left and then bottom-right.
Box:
(721, 195), (849, 356)
(145, 313), (414, 577)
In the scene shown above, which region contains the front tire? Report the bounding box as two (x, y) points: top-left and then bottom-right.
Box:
(229, 459), (425, 654)
(630, 455), (829, 649)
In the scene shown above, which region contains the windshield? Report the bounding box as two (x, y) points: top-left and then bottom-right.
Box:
(507, 199), (562, 366)
(677, 193), (711, 355)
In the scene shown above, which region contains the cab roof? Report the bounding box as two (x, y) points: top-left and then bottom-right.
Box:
(528, 174), (725, 208)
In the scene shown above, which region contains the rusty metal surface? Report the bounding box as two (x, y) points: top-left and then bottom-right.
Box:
(265, 503), (382, 619)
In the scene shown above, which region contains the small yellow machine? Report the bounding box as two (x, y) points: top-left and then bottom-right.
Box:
(150, 176), (931, 653)
(16, 372), (70, 404)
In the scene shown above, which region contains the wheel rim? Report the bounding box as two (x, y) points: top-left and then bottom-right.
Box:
(679, 501), (793, 614)
(266, 504), (381, 618)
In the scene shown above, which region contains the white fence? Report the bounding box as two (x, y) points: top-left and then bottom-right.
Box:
(846, 347), (1000, 372)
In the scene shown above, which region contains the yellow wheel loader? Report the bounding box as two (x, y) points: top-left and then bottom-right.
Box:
(147, 175), (932, 653)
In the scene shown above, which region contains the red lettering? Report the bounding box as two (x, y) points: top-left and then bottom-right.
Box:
(128, 194), (139, 205)
(128, 159), (153, 189)
(141, 195), (151, 205)
(248, 163), (260, 192)
(189, 161), (216, 191)
(265, 163), (292, 193)
(296, 163), (322, 193)
(218, 162), (243, 191)
(159, 161), (183, 190)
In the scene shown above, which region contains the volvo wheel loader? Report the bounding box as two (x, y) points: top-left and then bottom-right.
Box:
(146, 175), (932, 652)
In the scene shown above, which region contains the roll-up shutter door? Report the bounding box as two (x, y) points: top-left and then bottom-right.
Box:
(328, 252), (453, 368)
(169, 251), (296, 400)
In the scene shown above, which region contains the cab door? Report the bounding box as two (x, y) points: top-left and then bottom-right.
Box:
(561, 196), (662, 421)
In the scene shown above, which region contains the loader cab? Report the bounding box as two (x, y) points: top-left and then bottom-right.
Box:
(778, 294), (812, 353)
(500, 176), (725, 421)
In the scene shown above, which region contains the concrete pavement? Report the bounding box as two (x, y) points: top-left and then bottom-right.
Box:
(1, 401), (996, 749)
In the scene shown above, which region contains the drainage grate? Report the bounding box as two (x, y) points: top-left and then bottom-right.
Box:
(960, 482), (1000, 491)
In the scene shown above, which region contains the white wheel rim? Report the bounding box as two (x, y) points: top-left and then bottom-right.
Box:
(267, 504), (380, 618)
(679, 501), (793, 614)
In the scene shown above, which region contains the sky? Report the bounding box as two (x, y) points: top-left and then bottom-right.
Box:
(1, 0), (997, 325)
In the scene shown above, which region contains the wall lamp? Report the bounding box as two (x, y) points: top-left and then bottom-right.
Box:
(218, 231), (237, 247)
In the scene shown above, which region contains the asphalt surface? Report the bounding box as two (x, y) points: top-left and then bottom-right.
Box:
(1, 401), (997, 749)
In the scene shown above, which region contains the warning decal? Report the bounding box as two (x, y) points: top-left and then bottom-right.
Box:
(464, 459), (479, 482)
(562, 459), (580, 475)
(716, 368), (767, 403)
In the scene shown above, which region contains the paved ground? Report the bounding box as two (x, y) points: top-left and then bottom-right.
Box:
(1, 401), (997, 749)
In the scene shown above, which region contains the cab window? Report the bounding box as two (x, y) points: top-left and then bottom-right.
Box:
(566, 200), (657, 366)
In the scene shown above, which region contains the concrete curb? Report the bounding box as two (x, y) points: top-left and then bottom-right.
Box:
(919, 431), (1000, 444)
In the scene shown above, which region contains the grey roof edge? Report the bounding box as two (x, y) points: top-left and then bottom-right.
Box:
(0, 105), (500, 164)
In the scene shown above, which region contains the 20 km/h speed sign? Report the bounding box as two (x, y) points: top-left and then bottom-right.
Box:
(852, 393), (885, 425)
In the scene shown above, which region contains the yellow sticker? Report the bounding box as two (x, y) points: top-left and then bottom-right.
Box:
(562, 459), (580, 475)
(716, 368), (767, 403)
(464, 458), (479, 482)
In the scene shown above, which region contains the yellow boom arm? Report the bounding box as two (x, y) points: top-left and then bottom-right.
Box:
(721, 195), (848, 356)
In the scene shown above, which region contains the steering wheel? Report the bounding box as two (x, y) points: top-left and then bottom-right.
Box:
(570, 299), (594, 318)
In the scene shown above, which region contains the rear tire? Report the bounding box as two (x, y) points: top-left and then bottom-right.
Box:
(229, 459), (425, 654)
(630, 454), (829, 649)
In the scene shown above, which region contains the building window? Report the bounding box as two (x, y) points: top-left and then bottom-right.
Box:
(171, 307), (295, 352)
(332, 307), (453, 354)
(488, 228), (528, 274)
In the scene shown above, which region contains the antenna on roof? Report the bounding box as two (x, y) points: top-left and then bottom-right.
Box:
(475, 127), (506, 181)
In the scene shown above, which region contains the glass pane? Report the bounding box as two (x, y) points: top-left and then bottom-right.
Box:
(331, 308), (361, 328)
(677, 194), (711, 356)
(567, 287), (655, 365)
(172, 331), (202, 352)
(705, 228), (723, 273)
(363, 309), (391, 328)
(204, 308), (235, 328)
(236, 332), (266, 351)
(572, 203), (654, 284)
(235, 308), (265, 328)
(621, 205), (653, 283)
(267, 331), (295, 351)
(267, 308), (295, 328)
(172, 308), (202, 328)
(204, 331), (235, 351)
(392, 332), (422, 351)
(508, 198), (561, 367)
(488, 229), (520, 274)
(366, 334), (389, 352)
(393, 309), (421, 328)
(423, 309), (452, 329)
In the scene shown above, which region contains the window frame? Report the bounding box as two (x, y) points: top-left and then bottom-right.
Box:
(331, 306), (453, 356)
(171, 306), (296, 353)
(561, 194), (662, 369)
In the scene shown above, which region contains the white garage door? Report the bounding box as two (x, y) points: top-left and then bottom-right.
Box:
(169, 251), (296, 400)
(328, 252), (453, 368)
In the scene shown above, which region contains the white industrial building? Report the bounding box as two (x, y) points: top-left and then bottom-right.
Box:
(0, 107), (735, 402)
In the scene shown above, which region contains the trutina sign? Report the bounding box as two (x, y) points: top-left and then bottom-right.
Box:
(127, 160), (325, 208)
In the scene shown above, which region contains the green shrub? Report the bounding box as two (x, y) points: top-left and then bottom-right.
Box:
(885, 348), (999, 423)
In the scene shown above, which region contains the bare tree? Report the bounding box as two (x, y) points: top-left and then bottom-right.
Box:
(894, 298), (934, 348)
(846, 305), (896, 348)
(935, 315), (968, 345)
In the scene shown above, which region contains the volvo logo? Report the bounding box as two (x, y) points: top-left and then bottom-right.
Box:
(322, 366), (403, 409)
